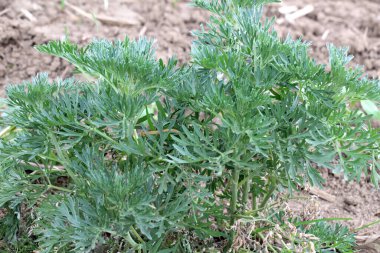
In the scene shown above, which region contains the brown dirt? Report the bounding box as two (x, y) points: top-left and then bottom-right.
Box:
(0, 0), (379, 239)
(0, 0), (207, 96)
(289, 170), (380, 236)
(268, 0), (380, 78)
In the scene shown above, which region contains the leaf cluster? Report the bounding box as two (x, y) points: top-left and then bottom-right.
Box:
(0, 0), (379, 252)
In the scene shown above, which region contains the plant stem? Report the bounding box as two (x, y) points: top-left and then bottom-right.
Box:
(139, 129), (180, 137)
(242, 171), (250, 210)
(252, 189), (257, 211)
(36, 184), (73, 193)
(49, 133), (77, 181)
(48, 184), (73, 193)
(126, 232), (139, 249)
(257, 232), (278, 253)
(83, 124), (118, 144)
(130, 226), (145, 244)
(230, 169), (240, 225)
(259, 177), (276, 209)
(353, 218), (380, 233)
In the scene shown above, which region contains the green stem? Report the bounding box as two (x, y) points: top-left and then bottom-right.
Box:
(126, 232), (139, 249)
(257, 232), (278, 253)
(230, 169), (240, 225)
(353, 218), (380, 233)
(252, 189), (257, 211)
(35, 184), (73, 193)
(49, 134), (76, 177)
(48, 184), (73, 193)
(130, 226), (144, 244)
(242, 171), (250, 210)
(82, 124), (118, 144)
(259, 177), (276, 209)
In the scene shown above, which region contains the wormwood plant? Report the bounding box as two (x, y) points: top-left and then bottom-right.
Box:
(1, 0), (380, 252)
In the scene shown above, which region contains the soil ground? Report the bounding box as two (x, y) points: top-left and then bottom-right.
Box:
(0, 0), (380, 244)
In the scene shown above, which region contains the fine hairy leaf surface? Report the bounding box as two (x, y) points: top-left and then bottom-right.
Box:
(0, 0), (379, 252)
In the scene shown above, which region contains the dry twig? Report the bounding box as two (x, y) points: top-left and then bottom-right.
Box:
(0, 8), (10, 17)
(64, 1), (142, 26)
(308, 187), (337, 203)
(19, 161), (65, 172)
(20, 8), (37, 22)
(285, 5), (314, 23)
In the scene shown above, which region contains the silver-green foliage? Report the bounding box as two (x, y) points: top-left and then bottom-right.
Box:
(0, 0), (379, 252)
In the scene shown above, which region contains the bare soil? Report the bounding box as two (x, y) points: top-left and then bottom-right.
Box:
(0, 0), (379, 241)
(0, 0), (207, 96)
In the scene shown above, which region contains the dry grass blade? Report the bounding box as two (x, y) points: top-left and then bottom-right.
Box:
(278, 5), (298, 15)
(139, 26), (147, 37)
(19, 161), (65, 173)
(64, 1), (142, 26)
(308, 187), (337, 203)
(0, 126), (16, 138)
(0, 8), (10, 17)
(19, 8), (37, 22)
(285, 4), (314, 23)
